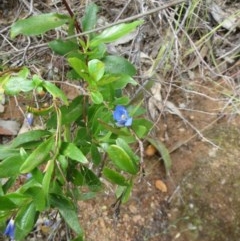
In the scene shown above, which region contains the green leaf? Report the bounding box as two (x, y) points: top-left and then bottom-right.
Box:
(113, 96), (130, 105)
(42, 81), (68, 105)
(0, 196), (17, 211)
(4, 76), (35, 95)
(90, 144), (101, 165)
(5, 193), (30, 206)
(42, 159), (54, 196)
(10, 130), (51, 148)
(103, 167), (128, 186)
(103, 56), (137, 76)
(49, 39), (79, 55)
(68, 57), (90, 80)
(147, 137), (172, 175)
(20, 136), (54, 173)
(116, 138), (139, 164)
(107, 145), (138, 174)
(25, 186), (46, 211)
(82, 3), (98, 32)
(11, 13), (70, 38)
(132, 118), (152, 138)
(80, 166), (102, 191)
(50, 194), (83, 235)
(15, 202), (36, 240)
(90, 90), (103, 104)
(90, 20), (143, 47)
(0, 155), (23, 177)
(88, 59), (105, 81)
(121, 181), (133, 203)
(115, 181), (133, 203)
(61, 142), (88, 164)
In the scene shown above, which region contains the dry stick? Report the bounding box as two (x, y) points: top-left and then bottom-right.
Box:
(1, 0), (186, 55)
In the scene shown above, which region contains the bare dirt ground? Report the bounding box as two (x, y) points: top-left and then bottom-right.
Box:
(1, 0), (240, 241)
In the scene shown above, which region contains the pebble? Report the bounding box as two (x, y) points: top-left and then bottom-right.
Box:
(128, 204), (138, 214)
(132, 215), (142, 223)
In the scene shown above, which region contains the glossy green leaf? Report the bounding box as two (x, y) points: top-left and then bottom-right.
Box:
(42, 159), (54, 196)
(82, 3), (98, 32)
(0, 196), (17, 210)
(114, 75), (137, 89)
(11, 13), (70, 38)
(4, 76), (35, 95)
(25, 186), (46, 211)
(42, 81), (68, 105)
(50, 194), (83, 235)
(90, 90), (103, 104)
(61, 142), (88, 164)
(103, 56), (136, 76)
(147, 137), (172, 175)
(90, 144), (101, 165)
(107, 145), (138, 174)
(68, 57), (89, 80)
(121, 181), (133, 203)
(49, 39), (79, 55)
(90, 20), (143, 47)
(0, 155), (23, 177)
(5, 193), (30, 206)
(10, 130), (51, 148)
(116, 138), (139, 164)
(103, 167), (128, 186)
(15, 202), (36, 240)
(20, 136), (54, 173)
(88, 59), (105, 81)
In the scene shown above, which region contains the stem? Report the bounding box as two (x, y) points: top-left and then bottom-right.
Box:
(61, 0), (87, 43)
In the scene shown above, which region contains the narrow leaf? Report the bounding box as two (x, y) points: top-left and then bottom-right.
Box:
(103, 167), (128, 186)
(42, 159), (54, 195)
(90, 20), (143, 47)
(11, 130), (50, 148)
(15, 202), (36, 240)
(0, 155), (23, 177)
(61, 142), (88, 164)
(82, 3), (98, 32)
(0, 197), (17, 210)
(50, 194), (83, 235)
(11, 13), (70, 38)
(107, 145), (138, 174)
(20, 136), (54, 173)
(43, 81), (68, 105)
(147, 137), (172, 175)
(103, 56), (136, 76)
(49, 39), (79, 55)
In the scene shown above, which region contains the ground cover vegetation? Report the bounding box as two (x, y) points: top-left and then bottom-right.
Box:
(0, 0), (240, 240)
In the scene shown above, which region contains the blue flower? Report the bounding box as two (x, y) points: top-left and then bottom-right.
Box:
(26, 112), (34, 126)
(4, 218), (15, 240)
(113, 105), (132, 127)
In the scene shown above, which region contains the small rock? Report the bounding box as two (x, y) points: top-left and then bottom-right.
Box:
(132, 215), (142, 223)
(0, 119), (20, 135)
(128, 204), (138, 214)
